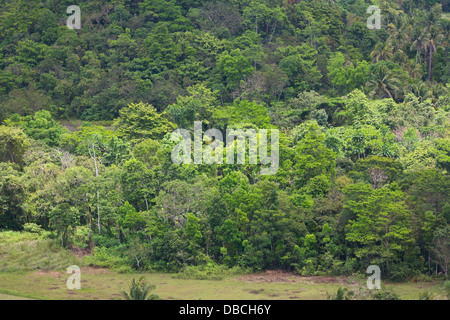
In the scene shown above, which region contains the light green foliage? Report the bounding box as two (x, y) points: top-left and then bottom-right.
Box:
(213, 99), (272, 130)
(114, 102), (176, 141)
(5, 110), (67, 147)
(0, 126), (29, 164)
(217, 49), (254, 92)
(345, 184), (415, 272)
(278, 44), (322, 93)
(166, 84), (219, 128)
(292, 121), (336, 188)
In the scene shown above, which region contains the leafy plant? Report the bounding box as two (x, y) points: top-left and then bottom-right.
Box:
(120, 277), (159, 300)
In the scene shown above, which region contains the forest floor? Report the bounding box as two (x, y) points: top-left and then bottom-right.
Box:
(0, 267), (445, 300)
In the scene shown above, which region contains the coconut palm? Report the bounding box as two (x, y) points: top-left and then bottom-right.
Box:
(380, 0), (402, 25)
(387, 14), (411, 54)
(366, 65), (400, 100)
(425, 26), (445, 83)
(407, 80), (432, 102)
(370, 42), (394, 63)
(410, 27), (428, 65)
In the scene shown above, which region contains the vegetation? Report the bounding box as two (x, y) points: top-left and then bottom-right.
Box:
(120, 277), (159, 300)
(0, 0), (449, 289)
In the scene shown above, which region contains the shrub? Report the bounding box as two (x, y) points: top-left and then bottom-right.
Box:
(419, 291), (435, 300)
(83, 246), (133, 273)
(173, 262), (250, 280)
(442, 280), (450, 299)
(23, 223), (45, 235)
(327, 285), (400, 300)
(371, 287), (400, 300)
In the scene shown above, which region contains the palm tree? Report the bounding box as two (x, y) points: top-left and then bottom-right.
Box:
(407, 80), (432, 102)
(370, 42), (394, 63)
(121, 277), (159, 300)
(412, 4), (444, 83)
(380, 0), (402, 25)
(410, 27), (428, 65)
(366, 65), (400, 100)
(425, 26), (444, 83)
(387, 14), (411, 54)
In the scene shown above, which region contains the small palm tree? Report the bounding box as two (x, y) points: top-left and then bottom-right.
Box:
(121, 277), (159, 300)
(425, 26), (444, 83)
(366, 65), (399, 100)
(387, 15), (411, 54)
(410, 27), (428, 65)
(370, 42), (394, 63)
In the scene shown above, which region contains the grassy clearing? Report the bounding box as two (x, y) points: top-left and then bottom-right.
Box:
(0, 233), (446, 300)
(0, 293), (33, 300)
(0, 230), (47, 244)
(0, 231), (82, 272)
(0, 269), (446, 300)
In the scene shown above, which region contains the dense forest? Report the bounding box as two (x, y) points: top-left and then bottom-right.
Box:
(0, 0), (449, 281)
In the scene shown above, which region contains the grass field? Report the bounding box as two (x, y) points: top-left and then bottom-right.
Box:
(0, 267), (446, 300)
(0, 233), (447, 300)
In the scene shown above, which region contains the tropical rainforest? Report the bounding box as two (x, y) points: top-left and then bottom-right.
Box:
(0, 0), (449, 282)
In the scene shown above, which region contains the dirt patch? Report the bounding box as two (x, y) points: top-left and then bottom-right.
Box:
(237, 270), (347, 284)
(238, 270), (298, 283)
(31, 267), (108, 278)
(33, 271), (62, 278)
(81, 267), (109, 275)
(311, 276), (343, 284)
(68, 245), (92, 259)
(249, 289), (265, 294)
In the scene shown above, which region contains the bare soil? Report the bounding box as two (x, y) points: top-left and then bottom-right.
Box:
(68, 244), (92, 259)
(237, 270), (348, 284)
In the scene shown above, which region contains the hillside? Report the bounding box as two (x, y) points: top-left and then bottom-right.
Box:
(0, 0), (449, 286)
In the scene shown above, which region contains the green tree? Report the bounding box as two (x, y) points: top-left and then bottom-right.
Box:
(0, 126), (29, 164)
(345, 184), (415, 276)
(292, 121), (336, 188)
(114, 102), (176, 141)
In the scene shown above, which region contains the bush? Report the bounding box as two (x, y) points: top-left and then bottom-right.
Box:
(92, 234), (120, 248)
(327, 287), (353, 300)
(389, 263), (411, 282)
(371, 287), (400, 300)
(22, 223), (45, 235)
(0, 230), (49, 244)
(83, 246), (134, 273)
(414, 274), (435, 282)
(173, 262), (250, 280)
(418, 291), (435, 300)
(442, 280), (450, 299)
(327, 285), (400, 300)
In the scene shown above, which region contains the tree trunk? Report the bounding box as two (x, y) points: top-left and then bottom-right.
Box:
(428, 255), (431, 275)
(91, 144), (101, 235)
(97, 190), (101, 234)
(88, 206), (92, 248)
(428, 45), (433, 83)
